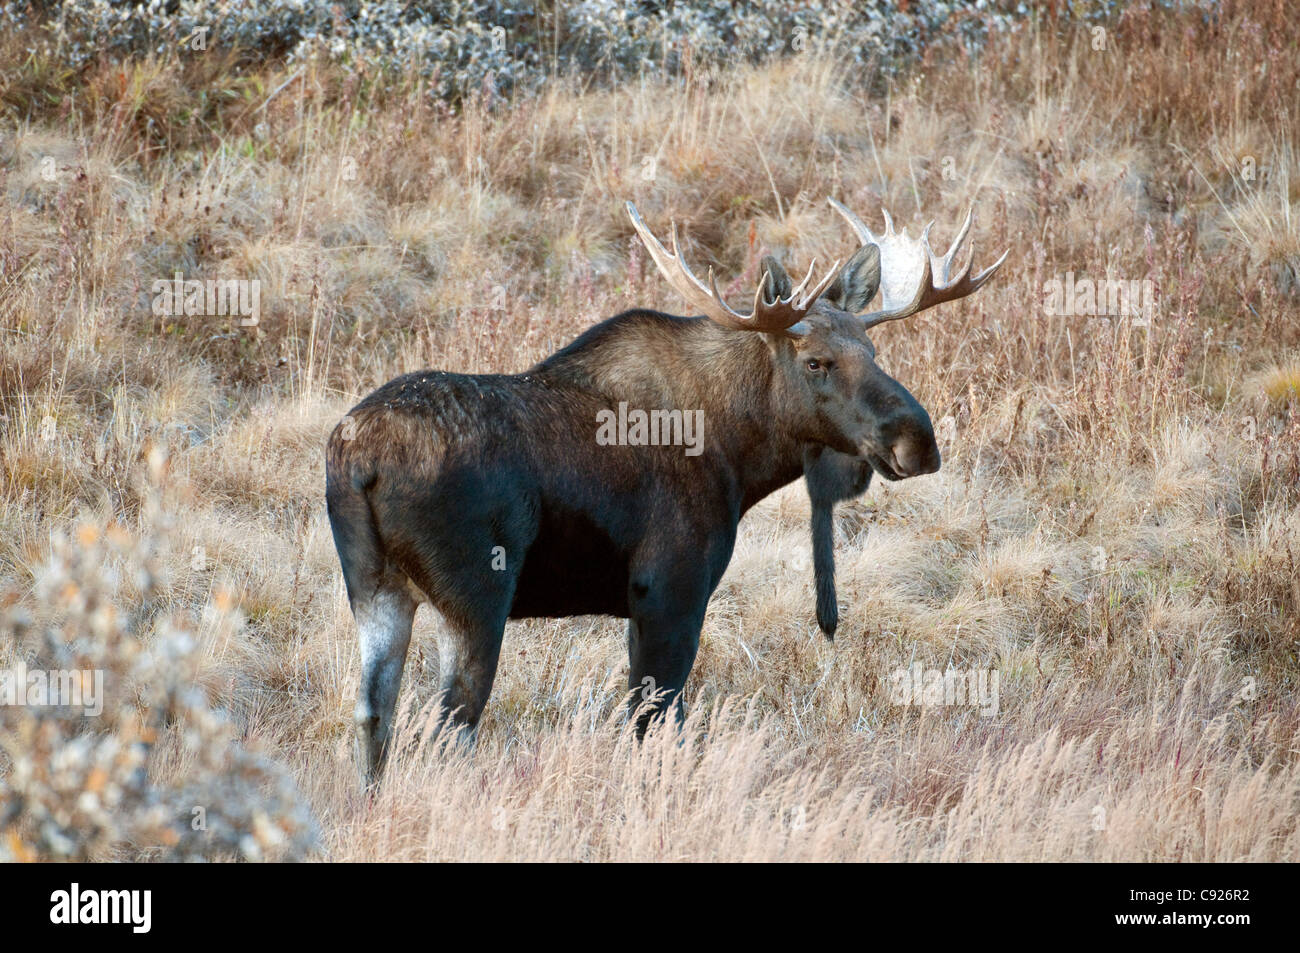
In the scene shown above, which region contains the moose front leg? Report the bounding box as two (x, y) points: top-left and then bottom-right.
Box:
(626, 618), (701, 738)
(625, 568), (709, 737)
(803, 446), (873, 638)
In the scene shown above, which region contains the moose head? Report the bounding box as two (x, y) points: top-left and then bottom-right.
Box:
(626, 198), (1006, 483)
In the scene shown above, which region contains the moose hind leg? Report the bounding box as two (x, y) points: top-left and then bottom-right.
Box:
(432, 615), (507, 745)
(355, 583), (418, 785)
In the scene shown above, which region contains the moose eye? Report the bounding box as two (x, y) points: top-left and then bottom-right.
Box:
(806, 358), (827, 372)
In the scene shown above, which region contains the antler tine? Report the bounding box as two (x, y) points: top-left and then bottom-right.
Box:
(671, 223), (754, 326)
(749, 258), (840, 332)
(828, 196), (877, 245)
(972, 248), (1011, 285)
(749, 270), (772, 317)
(880, 207), (895, 236)
(626, 201), (838, 337)
(626, 202), (748, 329)
(828, 197), (1007, 329)
(943, 208), (974, 274)
(795, 258), (841, 308)
(788, 257), (820, 303)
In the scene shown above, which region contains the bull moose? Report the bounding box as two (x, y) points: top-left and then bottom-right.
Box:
(326, 197), (1006, 782)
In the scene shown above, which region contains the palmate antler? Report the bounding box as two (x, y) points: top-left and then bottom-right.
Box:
(827, 197), (1008, 329)
(626, 202), (839, 337)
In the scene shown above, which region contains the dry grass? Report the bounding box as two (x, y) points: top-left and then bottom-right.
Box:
(2, 2), (1300, 861)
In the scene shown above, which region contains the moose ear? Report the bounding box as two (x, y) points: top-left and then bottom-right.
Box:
(825, 243), (881, 314)
(759, 254), (793, 304)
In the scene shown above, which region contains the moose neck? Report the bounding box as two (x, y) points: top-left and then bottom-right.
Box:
(535, 310), (808, 513)
(690, 323), (809, 511)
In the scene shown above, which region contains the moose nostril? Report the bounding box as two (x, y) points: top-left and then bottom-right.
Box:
(891, 438), (941, 477)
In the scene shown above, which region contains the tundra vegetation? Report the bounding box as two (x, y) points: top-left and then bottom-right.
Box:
(2, 0), (1299, 860)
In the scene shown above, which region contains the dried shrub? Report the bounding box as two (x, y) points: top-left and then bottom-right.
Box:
(0, 450), (318, 862)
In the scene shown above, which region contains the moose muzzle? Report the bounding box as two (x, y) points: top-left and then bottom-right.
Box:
(868, 390), (940, 480)
(887, 423), (941, 477)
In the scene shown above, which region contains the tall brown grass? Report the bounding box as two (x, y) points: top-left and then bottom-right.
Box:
(2, 1), (1299, 860)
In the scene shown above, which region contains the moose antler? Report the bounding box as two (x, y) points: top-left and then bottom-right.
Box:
(627, 202), (839, 337)
(827, 197), (1008, 329)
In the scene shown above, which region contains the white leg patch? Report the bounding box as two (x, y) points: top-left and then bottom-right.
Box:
(355, 587), (416, 724)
